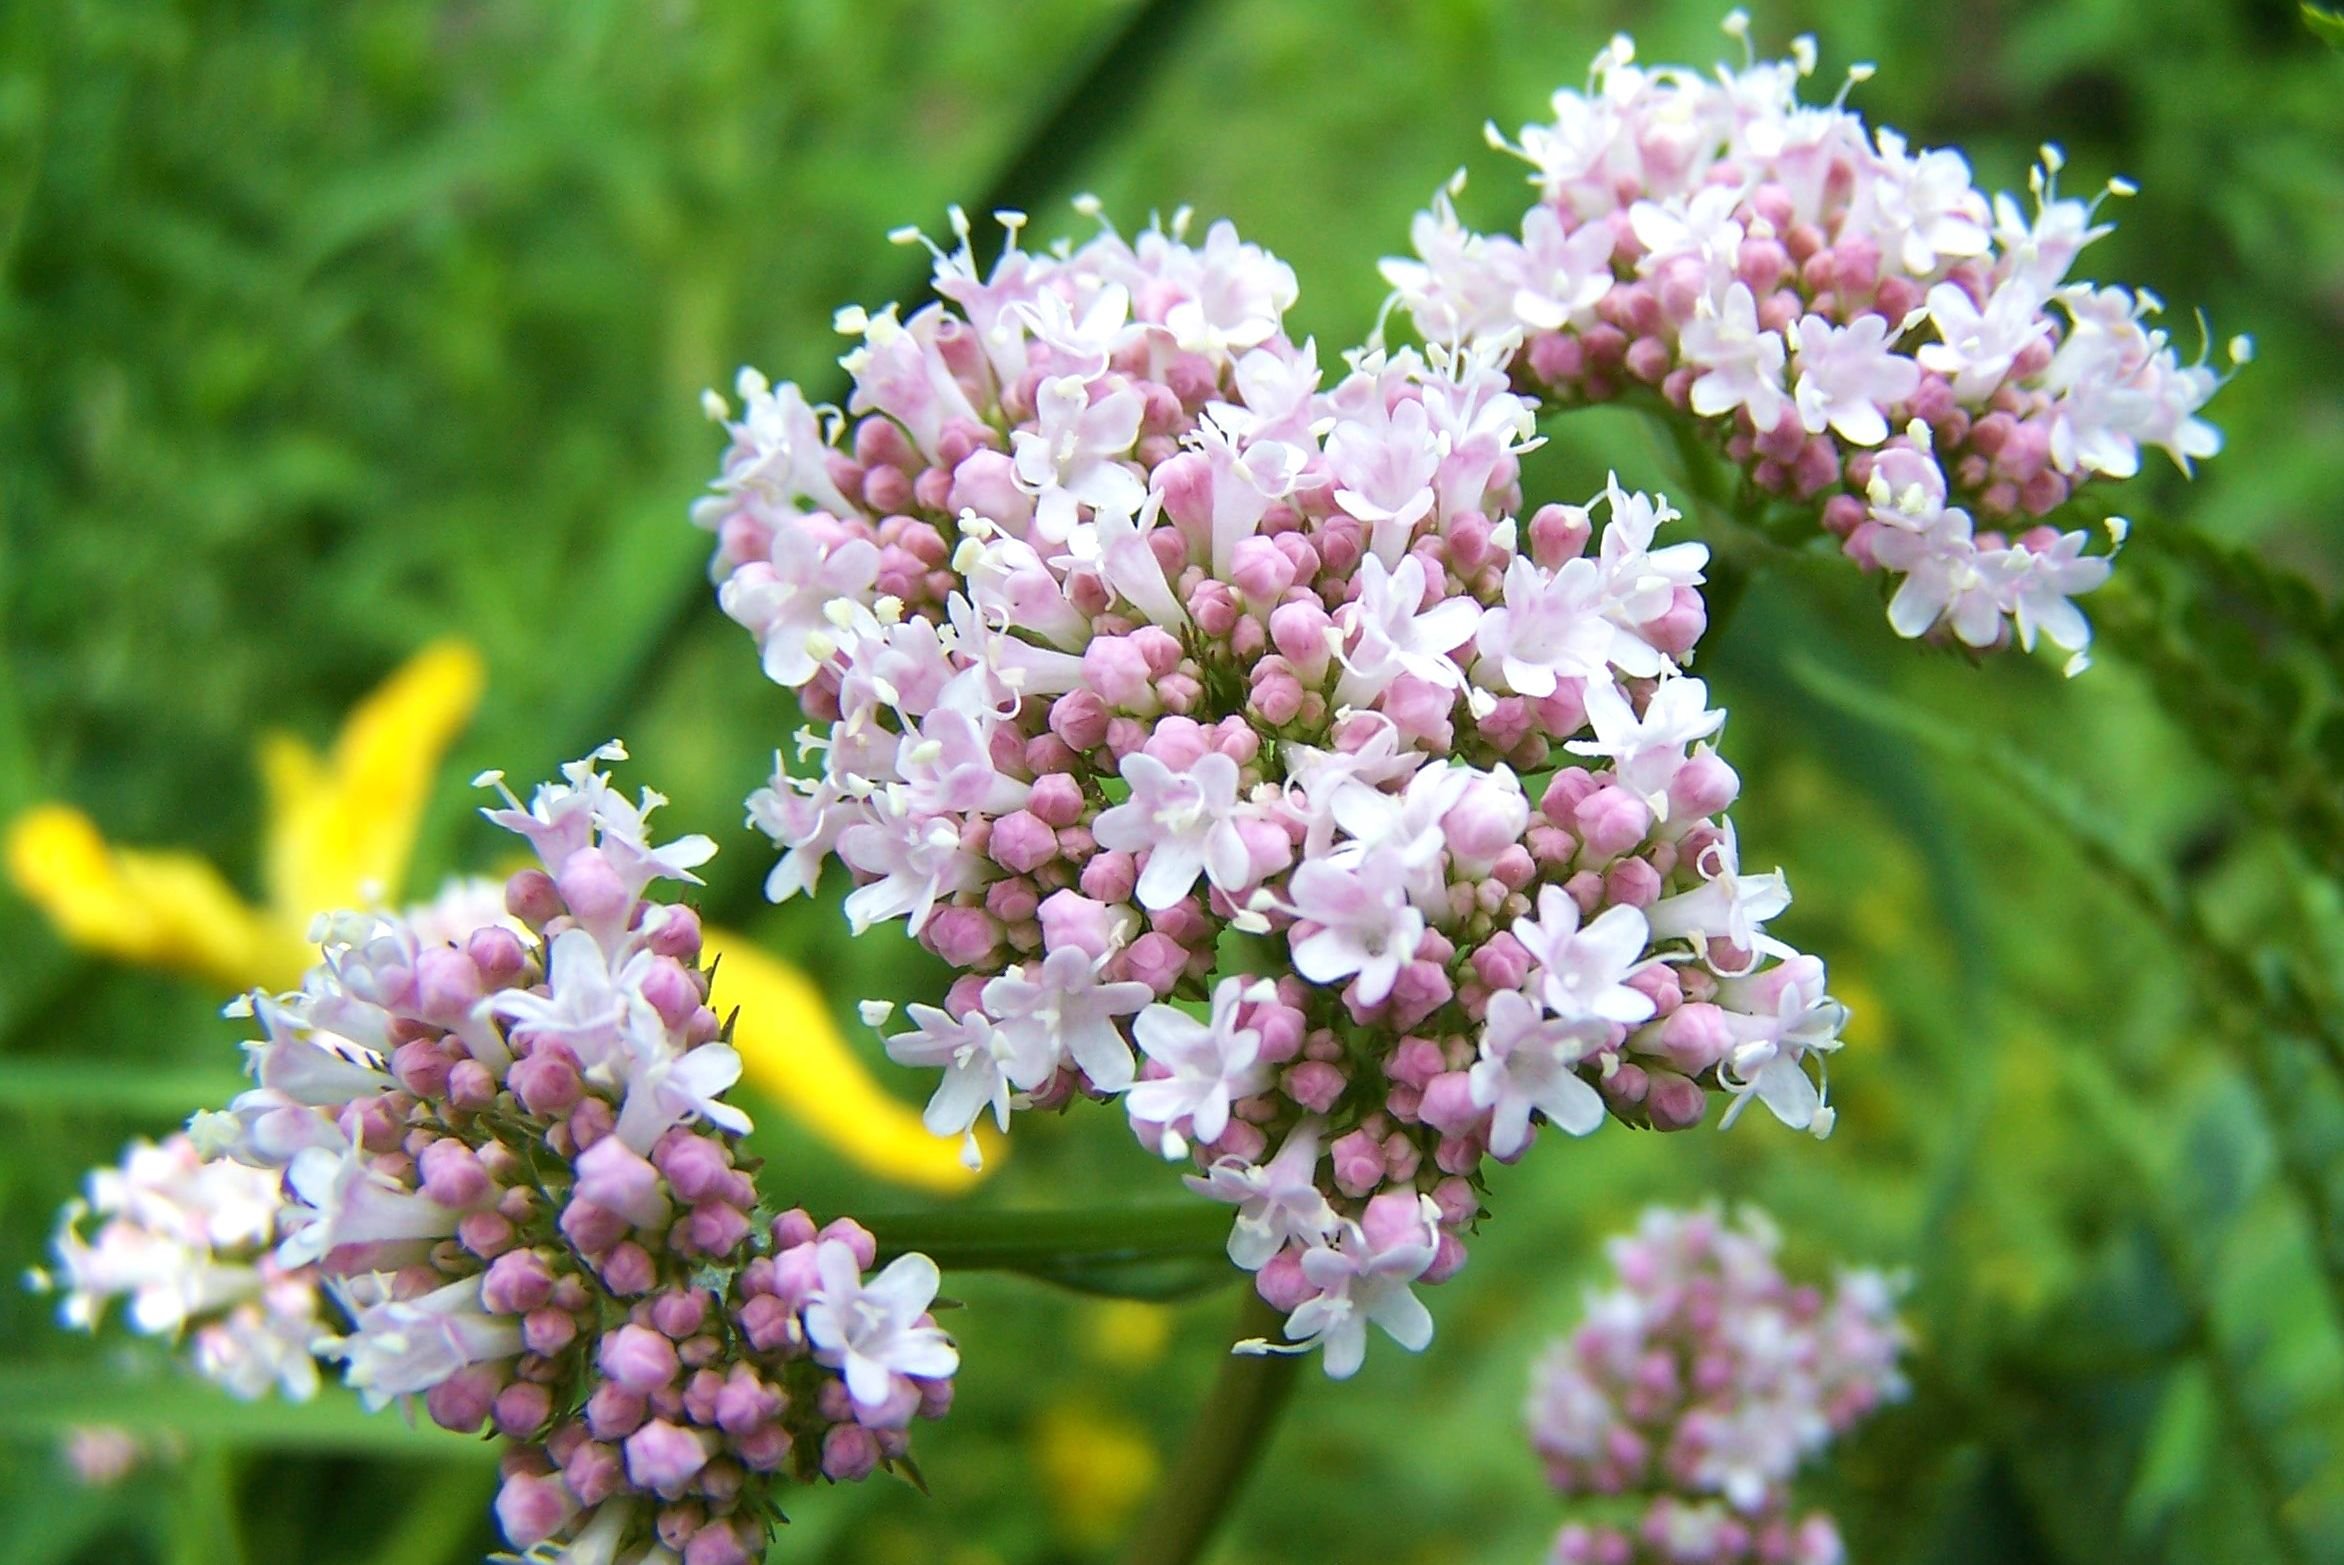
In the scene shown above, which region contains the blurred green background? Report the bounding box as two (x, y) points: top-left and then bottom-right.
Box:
(3, 0), (2342, 1561)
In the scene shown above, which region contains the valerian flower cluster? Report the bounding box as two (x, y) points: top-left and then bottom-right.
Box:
(44, 749), (958, 1565)
(1530, 1206), (1907, 1565)
(699, 202), (1847, 1380)
(1382, 15), (2235, 673)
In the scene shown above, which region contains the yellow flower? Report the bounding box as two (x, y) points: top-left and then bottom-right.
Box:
(1030, 1402), (1160, 1548)
(5, 639), (984, 1193)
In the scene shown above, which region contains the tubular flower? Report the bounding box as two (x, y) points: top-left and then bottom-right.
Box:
(163, 747), (958, 1565)
(1381, 20), (2240, 674)
(3, 639), (982, 1194)
(697, 203), (1846, 1379)
(1529, 1205), (1908, 1564)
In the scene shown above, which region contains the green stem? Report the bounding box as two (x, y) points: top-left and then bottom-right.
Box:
(1121, 1289), (1300, 1565)
(855, 1203), (1236, 1298)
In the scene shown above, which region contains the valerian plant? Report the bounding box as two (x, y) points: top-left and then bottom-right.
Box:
(40, 17), (2258, 1565)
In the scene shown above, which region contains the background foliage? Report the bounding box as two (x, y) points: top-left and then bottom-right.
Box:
(3, 1), (2342, 1561)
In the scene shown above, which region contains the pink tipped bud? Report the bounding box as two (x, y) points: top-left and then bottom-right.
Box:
(820, 1423), (880, 1482)
(625, 1419), (713, 1497)
(493, 1470), (578, 1550)
(599, 1323), (681, 1394)
(1330, 1128), (1385, 1198)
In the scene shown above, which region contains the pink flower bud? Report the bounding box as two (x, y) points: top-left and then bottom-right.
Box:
(599, 1323), (680, 1394)
(1652, 1002), (1734, 1076)
(817, 1218), (878, 1270)
(1284, 1059), (1347, 1113)
(1331, 1128), (1385, 1198)
(1418, 1071), (1484, 1137)
(493, 1470), (577, 1549)
(508, 1044), (584, 1116)
(600, 1241), (656, 1296)
(1256, 1248), (1316, 1310)
(989, 810), (1058, 875)
(1124, 931), (1189, 996)
(419, 1139), (492, 1209)
(1574, 786), (1653, 862)
(587, 1383), (649, 1441)
(1444, 774), (1531, 874)
(1360, 1189), (1432, 1257)
(445, 1058), (498, 1110)
(625, 1419), (713, 1496)
(425, 1364), (500, 1433)
(1268, 601), (1335, 681)
(1645, 1070), (1708, 1131)
(523, 1308), (577, 1356)
(1230, 535), (1297, 602)
(492, 1380), (554, 1439)
(820, 1423), (879, 1482)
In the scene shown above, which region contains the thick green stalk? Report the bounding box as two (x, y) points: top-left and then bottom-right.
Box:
(1120, 1288), (1300, 1565)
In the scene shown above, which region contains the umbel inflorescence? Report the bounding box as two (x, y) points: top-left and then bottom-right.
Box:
(1383, 15), (2235, 673)
(699, 203), (1847, 1379)
(1530, 1206), (1907, 1565)
(44, 750), (959, 1565)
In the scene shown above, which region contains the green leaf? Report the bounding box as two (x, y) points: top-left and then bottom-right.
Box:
(0, 1363), (493, 1459)
(2307, 4), (2344, 50)
(0, 1058), (242, 1118)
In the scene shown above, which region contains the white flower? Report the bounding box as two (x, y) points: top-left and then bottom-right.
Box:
(1474, 556), (1614, 697)
(1916, 279), (2048, 402)
(1162, 219), (1299, 357)
(1790, 314), (1920, 447)
(1645, 825), (1793, 972)
(1860, 129), (1990, 276)
(1126, 979), (1271, 1156)
(716, 524), (883, 688)
(1333, 552), (1484, 705)
(1327, 396), (1446, 563)
(1565, 675), (1726, 816)
(278, 1143), (458, 1270)
(1011, 374), (1147, 544)
(1470, 989), (1609, 1156)
(488, 927), (661, 1079)
(1871, 505), (2009, 648)
(981, 947), (1156, 1092)
(1509, 886), (1656, 1026)
(707, 369), (855, 517)
(612, 1040), (753, 1154)
(1508, 204), (1617, 331)
(1630, 185), (1746, 284)
(1680, 283), (1791, 433)
(1997, 530), (2111, 660)
(837, 790), (979, 936)
(803, 1242), (959, 1412)
(1592, 477), (1707, 655)
(1286, 847), (1426, 1006)
(1092, 750), (1253, 912)
(329, 1274), (521, 1410)
(884, 1003), (1054, 1145)
(1277, 1202), (1441, 1379)
(1185, 1120), (1340, 1270)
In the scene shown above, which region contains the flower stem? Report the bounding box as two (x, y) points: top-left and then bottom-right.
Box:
(858, 1203), (1236, 1299)
(1120, 1287), (1300, 1565)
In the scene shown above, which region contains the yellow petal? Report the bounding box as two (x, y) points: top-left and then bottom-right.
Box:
(701, 927), (995, 1194)
(5, 804), (309, 991)
(260, 639), (486, 922)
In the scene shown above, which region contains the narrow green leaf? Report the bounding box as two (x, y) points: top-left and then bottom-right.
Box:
(0, 1059), (241, 1118)
(0, 1363), (492, 1459)
(2306, 3), (2344, 50)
